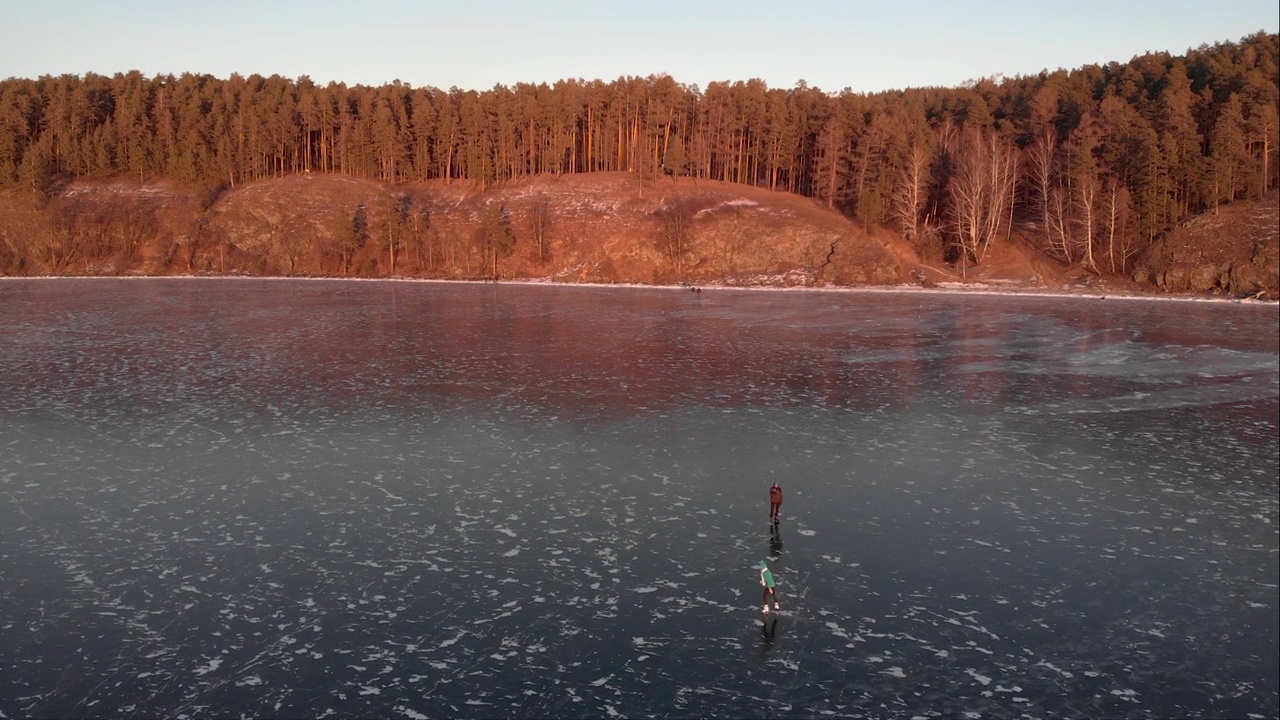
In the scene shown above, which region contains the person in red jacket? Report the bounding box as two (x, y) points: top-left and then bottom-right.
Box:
(769, 483), (783, 524)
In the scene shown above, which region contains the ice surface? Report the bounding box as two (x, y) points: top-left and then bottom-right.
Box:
(0, 278), (1276, 718)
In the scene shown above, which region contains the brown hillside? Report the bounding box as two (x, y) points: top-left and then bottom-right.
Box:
(199, 172), (906, 285)
(0, 180), (203, 273)
(1132, 191), (1280, 298)
(1, 173), (1276, 300)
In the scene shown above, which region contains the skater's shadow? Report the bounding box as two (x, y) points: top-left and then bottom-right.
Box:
(769, 522), (783, 557)
(760, 613), (780, 650)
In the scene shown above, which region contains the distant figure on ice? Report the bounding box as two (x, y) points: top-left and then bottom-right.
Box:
(758, 560), (780, 613)
(769, 483), (783, 524)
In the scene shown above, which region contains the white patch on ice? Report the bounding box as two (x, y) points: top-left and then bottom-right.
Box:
(193, 657), (223, 676)
(237, 676), (263, 687)
(396, 707), (429, 720)
(881, 666), (906, 678)
(966, 669), (991, 686)
(797, 529), (816, 536)
(1110, 688), (1139, 699)
(634, 587), (657, 593)
(1037, 660), (1074, 678)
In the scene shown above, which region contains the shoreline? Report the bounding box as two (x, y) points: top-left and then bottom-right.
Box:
(2, 274), (1276, 306)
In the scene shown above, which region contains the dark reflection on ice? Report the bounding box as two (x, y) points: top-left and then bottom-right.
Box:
(1, 278), (1276, 718)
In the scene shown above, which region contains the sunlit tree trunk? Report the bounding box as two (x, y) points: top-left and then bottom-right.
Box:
(948, 129), (1017, 274)
(893, 143), (931, 247)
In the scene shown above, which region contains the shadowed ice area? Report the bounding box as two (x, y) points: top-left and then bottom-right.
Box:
(1, 279), (1276, 718)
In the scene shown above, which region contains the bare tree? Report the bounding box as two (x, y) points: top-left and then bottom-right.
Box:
(1072, 170), (1100, 272)
(1026, 128), (1058, 255)
(478, 203), (515, 279)
(893, 143), (932, 250)
(1101, 177), (1134, 273)
(1046, 186), (1074, 263)
(654, 201), (695, 276)
(43, 197), (92, 271)
(528, 196), (551, 263)
(1064, 115), (1106, 273)
(947, 129), (1017, 275)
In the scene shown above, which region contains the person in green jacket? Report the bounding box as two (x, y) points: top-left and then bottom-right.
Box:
(758, 560), (780, 613)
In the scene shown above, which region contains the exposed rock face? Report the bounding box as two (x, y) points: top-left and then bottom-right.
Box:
(1132, 192), (1280, 297)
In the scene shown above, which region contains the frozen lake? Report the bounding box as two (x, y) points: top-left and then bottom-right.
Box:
(1, 278), (1277, 718)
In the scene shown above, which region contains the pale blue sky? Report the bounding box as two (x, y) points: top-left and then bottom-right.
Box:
(1, 0), (1276, 93)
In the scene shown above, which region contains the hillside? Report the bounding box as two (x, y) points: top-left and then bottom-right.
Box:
(1132, 191), (1280, 298)
(0, 173), (1276, 299)
(1, 173), (905, 285)
(196, 172), (906, 286)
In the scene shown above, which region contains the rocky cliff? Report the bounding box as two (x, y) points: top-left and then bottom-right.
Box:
(1131, 191), (1279, 298)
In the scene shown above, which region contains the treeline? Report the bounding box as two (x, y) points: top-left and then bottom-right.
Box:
(0, 32), (1276, 273)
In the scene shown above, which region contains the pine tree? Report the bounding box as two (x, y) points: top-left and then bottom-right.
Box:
(1209, 94), (1248, 209)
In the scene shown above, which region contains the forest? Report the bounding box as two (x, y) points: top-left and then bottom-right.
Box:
(0, 31), (1276, 277)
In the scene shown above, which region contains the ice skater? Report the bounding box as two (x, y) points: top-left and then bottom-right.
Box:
(769, 483), (783, 524)
(758, 560), (780, 613)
